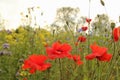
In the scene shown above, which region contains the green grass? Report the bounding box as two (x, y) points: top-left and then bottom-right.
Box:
(0, 26), (120, 80)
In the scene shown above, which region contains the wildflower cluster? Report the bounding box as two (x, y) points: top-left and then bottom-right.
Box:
(22, 40), (113, 74)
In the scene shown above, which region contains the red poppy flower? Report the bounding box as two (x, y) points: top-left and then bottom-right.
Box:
(85, 44), (112, 62)
(67, 55), (83, 65)
(22, 54), (51, 74)
(113, 27), (120, 42)
(77, 36), (86, 42)
(72, 55), (83, 65)
(86, 18), (92, 24)
(46, 42), (72, 59)
(81, 26), (88, 31)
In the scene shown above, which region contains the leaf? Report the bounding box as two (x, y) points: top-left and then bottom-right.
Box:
(100, 0), (105, 6)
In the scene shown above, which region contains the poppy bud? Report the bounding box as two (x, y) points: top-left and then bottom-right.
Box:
(26, 15), (28, 18)
(100, 0), (105, 6)
(105, 28), (107, 32)
(111, 22), (115, 30)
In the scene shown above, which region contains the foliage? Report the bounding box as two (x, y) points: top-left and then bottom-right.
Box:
(0, 21), (119, 80)
(91, 14), (111, 36)
(52, 7), (80, 32)
(0, 3), (120, 80)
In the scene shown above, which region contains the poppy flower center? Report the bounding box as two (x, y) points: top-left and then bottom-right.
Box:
(55, 49), (63, 54)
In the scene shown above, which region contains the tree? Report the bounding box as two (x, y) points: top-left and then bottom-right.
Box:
(52, 7), (80, 32)
(91, 14), (111, 36)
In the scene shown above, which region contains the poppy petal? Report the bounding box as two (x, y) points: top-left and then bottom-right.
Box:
(85, 53), (96, 60)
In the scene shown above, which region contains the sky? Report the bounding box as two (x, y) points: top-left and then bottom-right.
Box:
(0, 0), (120, 29)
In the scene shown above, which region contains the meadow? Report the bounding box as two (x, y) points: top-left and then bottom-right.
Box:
(0, 22), (120, 80)
(0, 0), (120, 80)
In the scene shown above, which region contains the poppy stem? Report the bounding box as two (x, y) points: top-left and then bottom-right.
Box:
(109, 54), (120, 80)
(88, 0), (91, 18)
(105, 42), (116, 79)
(97, 61), (101, 80)
(33, 72), (37, 80)
(47, 68), (50, 80)
(66, 22), (76, 45)
(66, 22), (78, 54)
(83, 53), (89, 80)
(87, 0), (91, 54)
(86, 0), (91, 78)
(90, 62), (98, 79)
(87, 24), (90, 54)
(58, 59), (63, 80)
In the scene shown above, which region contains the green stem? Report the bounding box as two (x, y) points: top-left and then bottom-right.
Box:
(97, 61), (101, 80)
(47, 69), (50, 80)
(83, 53), (89, 80)
(66, 22), (78, 54)
(87, 0), (91, 54)
(88, 0), (91, 18)
(66, 22), (76, 44)
(87, 24), (90, 54)
(59, 59), (63, 80)
(116, 57), (120, 80)
(109, 56), (120, 80)
(90, 63), (98, 80)
(105, 42), (116, 80)
(70, 66), (79, 80)
(86, 1), (91, 80)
